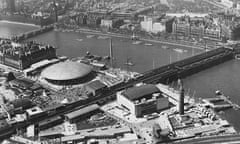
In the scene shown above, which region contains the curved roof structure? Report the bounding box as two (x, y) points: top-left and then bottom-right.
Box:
(123, 84), (160, 101)
(41, 61), (93, 81)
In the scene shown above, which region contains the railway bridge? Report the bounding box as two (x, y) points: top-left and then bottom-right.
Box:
(0, 47), (236, 139)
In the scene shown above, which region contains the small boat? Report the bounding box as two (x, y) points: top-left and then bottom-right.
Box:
(219, 111), (225, 114)
(97, 36), (109, 39)
(235, 54), (240, 60)
(173, 48), (187, 53)
(132, 41), (142, 45)
(76, 39), (83, 42)
(144, 43), (153, 46)
(125, 58), (135, 66)
(86, 51), (91, 56)
(125, 62), (134, 66)
(215, 90), (222, 96)
(86, 35), (94, 38)
(103, 55), (111, 60)
(162, 45), (169, 49)
(90, 61), (106, 68)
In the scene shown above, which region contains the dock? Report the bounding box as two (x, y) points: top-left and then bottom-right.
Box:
(203, 92), (240, 111)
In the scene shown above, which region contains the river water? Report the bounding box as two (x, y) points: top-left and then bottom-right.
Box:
(1, 21), (240, 131)
(0, 21), (39, 38)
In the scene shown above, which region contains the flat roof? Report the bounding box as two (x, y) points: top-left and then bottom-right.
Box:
(39, 130), (63, 137)
(122, 84), (160, 101)
(26, 106), (43, 116)
(38, 116), (62, 127)
(64, 104), (99, 120)
(10, 78), (34, 88)
(86, 80), (107, 91)
(11, 98), (33, 109)
(61, 126), (131, 141)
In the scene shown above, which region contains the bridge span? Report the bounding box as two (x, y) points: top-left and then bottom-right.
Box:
(0, 47), (236, 139)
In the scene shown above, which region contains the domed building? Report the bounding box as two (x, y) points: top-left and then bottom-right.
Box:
(41, 61), (94, 85)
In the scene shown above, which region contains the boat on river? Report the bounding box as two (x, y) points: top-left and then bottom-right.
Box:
(132, 41), (142, 45)
(144, 43), (153, 46)
(76, 39), (83, 42)
(173, 48), (188, 53)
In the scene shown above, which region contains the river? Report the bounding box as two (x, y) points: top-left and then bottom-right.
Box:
(1, 21), (240, 131)
(28, 30), (203, 73)
(0, 21), (39, 38)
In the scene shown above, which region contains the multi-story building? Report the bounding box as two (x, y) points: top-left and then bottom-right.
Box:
(0, 0), (7, 10)
(204, 27), (221, 40)
(172, 21), (190, 36)
(117, 84), (169, 118)
(0, 39), (57, 70)
(140, 16), (173, 34)
(101, 19), (113, 28)
(172, 16), (222, 41)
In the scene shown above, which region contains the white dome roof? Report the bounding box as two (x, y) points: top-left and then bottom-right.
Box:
(41, 61), (93, 81)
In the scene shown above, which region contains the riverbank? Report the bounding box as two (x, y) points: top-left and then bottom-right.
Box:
(0, 14), (55, 26)
(0, 20), (40, 28)
(15, 24), (54, 41)
(57, 28), (206, 50)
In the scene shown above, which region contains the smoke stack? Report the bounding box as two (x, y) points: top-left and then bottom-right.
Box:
(178, 79), (184, 115)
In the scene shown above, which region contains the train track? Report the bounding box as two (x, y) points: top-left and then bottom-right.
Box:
(1, 47), (234, 139)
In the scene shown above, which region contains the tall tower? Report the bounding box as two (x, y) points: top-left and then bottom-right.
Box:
(6, 0), (15, 13)
(178, 79), (184, 115)
(109, 38), (113, 67)
(52, 0), (58, 22)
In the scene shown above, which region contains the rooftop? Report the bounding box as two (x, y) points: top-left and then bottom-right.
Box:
(41, 61), (93, 81)
(64, 104), (99, 120)
(61, 125), (131, 142)
(9, 78), (34, 89)
(11, 98), (33, 110)
(122, 84), (161, 101)
(86, 80), (107, 91)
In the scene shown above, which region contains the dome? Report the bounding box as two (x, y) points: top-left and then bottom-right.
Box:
(41, 61), (93, 81)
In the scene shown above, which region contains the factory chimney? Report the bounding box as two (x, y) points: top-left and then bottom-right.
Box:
(178, 79), (184, 115)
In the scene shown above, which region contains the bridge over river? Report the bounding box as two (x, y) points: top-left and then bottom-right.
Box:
(0, 46), (236, 140)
